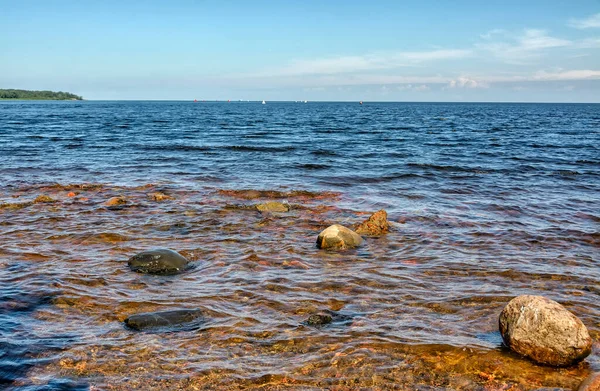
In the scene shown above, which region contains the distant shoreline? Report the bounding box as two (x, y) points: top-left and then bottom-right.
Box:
(0, 89), (83, 101)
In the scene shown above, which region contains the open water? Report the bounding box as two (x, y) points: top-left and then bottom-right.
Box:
(0, 101), (599, 390)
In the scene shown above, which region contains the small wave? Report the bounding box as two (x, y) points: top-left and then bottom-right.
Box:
(298, 163), (329, 170)
(223, 145), (296, 152)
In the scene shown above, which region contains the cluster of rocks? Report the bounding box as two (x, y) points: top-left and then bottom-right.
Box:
(120, 206), (594, 386)
(316, 209), (389, 250)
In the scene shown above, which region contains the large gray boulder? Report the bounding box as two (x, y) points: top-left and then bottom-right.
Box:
(316, 224), (363, 249)
(499, 295), (592, 366)
(127, 249), (189, 275)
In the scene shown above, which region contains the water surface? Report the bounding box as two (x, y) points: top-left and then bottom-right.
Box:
(1, 101), (599, 390)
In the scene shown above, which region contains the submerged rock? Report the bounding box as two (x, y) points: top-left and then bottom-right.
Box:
(499, 295), (592, 366)
(0, 201), (32, 210)
(124, 309), (203, 330)
(34, 195), (56, 203)
(354, 209), (390, 235)
(127, 249), (189, 275)
(105, 196), (128, 207)
(306, 313), (333, 326)
(578, 373), (600, 391)
(148, 192), (174, 201)
(316, 224), (363, 249)
(256, 201), (289, 213)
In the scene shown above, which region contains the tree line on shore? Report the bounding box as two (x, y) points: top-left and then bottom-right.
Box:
(0, 89), (83, 100)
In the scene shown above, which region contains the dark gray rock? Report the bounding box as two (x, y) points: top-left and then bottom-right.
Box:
(124, 309), (203, 331)
(127, 249), (189, 275)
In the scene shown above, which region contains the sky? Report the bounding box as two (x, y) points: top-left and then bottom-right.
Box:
(1, 0), (600, 102)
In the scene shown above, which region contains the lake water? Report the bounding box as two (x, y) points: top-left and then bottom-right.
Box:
(1, 101), (599, 390)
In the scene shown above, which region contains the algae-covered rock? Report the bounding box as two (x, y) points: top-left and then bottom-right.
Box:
(354, 209), (390, 235)
(256, 201), (289, 213)
(148, 192), (174, 201)
(125, 309), (203, 330)
(316, 224), (363, 250)
(306, 313), (333, 326)
(499, 295), (592, 366)
(34, 195), (56, 203)
(127, 249), (189, 275)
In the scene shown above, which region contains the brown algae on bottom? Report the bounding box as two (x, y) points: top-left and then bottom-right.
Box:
(0, 183), (597, 390)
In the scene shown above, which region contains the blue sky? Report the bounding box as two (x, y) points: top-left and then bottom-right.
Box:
(1, 1), (599, 101)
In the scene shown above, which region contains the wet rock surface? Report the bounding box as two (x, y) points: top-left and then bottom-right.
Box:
(316, 224), (363, 249)
(306, 313), (333, 326)
(499, 295), (592, 366)
(33, 195), (56, 203)
(354, 209), (390, 235)
(148, 192), (174, 201)
(256, 201), (289, 213)
(105, 196), (127, 206)
(578, 373), (600, 391)
(124, 309), (204, 331)
(127, 249), (190, 275)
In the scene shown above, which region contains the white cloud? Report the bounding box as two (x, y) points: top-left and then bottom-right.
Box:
(568, 13), (600, 29)
(397, 84), (430, 91)
(480, 29), (505, 40)
(477, 29), (571, 63)
(447, 77), (488, 89)
(264, 49), (472, 76)
(576, 37), (600, 48)
(519, 29), (571, 50)
(532, 69), (600, 80)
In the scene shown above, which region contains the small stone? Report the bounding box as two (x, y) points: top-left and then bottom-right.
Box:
(354, 209), (390, 235)
(256, 201), (289, 213)
(316, 224), (363, 249)
(127, 249), (189, 275)
(124, 309), (203, 330)
(105, 196), (128, 207)
(578, 373), (600, 391)
(306, 313), (333, 326)
(148, 192), (174, 201)
(499, 295), (592, 366)
(34, 195), (56, 203)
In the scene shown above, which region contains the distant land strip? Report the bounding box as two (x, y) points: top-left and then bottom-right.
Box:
(0, 89), (83, 100)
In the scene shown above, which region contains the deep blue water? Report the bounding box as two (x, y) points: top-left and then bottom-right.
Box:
(1, 101), (599, 214)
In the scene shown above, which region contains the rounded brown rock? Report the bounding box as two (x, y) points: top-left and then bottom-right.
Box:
(316, 224), (363, 249)
(499, 295), (592, 366)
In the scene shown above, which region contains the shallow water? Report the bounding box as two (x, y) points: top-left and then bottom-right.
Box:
(0, 101), (599, 390)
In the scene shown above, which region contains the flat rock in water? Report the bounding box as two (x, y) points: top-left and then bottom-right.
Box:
(316, 224), (363, 249)
(124, 309), (203, 330)
(354, 209), (390, 235)
(578, 373), (600, 391)
(256, 201), (289, 213)
(499, 295), (592, 366)
(127, 249), (189, 275)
